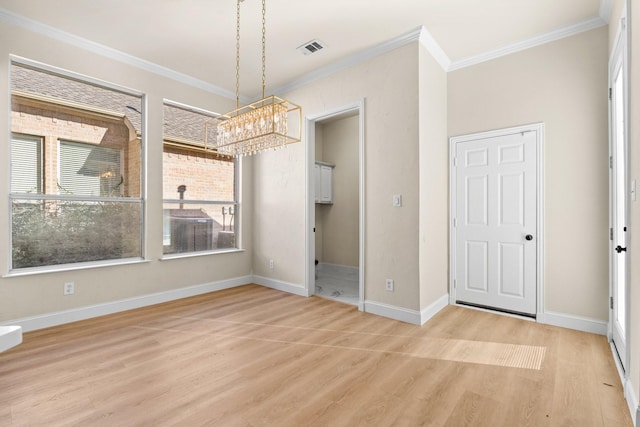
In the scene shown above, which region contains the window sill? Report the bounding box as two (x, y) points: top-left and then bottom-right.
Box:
(3, 258), (151, 278)
(160, 248), (245, 261)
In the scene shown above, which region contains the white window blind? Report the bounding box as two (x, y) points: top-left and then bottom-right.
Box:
(59, 141), (122, 197)
(11, 134), (42, 194)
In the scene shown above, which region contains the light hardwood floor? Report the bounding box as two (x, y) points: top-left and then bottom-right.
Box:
(0, 284), (632, 426)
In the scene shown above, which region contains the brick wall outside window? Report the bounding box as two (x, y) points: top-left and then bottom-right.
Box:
(11, 96), (139, 197)
(162, 146), (234, 202)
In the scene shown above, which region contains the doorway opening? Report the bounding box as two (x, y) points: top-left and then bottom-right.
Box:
(306, 101), (365, 309)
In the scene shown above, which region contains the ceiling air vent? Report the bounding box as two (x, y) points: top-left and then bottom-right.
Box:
(297, 39), (326, 56)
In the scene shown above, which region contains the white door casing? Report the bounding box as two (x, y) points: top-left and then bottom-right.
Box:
(450, 124), (543, 317)
(609, 12), (629, 372)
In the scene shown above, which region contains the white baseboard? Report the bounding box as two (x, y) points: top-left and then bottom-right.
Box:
(537, 311), (607, 335)
(0, 273), (611, 351)
(0, 275), (253, 333)
(0, 274), (307, 333)
(420, 294), (449, 325)
(611, 341), (639, 427)
(624, 379), (639, 427)
(364, 300), (422, 325)
(0, 325), (23, 353)
(252, 275), (309, 297)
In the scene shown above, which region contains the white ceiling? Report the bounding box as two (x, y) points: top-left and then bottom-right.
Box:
(0, 0), (607, 99)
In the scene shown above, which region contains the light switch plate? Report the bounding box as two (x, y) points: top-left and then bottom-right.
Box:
(393, 194), (402, 207)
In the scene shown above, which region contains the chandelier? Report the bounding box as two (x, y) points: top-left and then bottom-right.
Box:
(213, 0), (301, 157)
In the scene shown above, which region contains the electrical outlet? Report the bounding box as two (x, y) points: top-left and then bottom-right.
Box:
(385, 279), (394, 292)
(269, 259), (274, 269)
(63, 282), (75, 295)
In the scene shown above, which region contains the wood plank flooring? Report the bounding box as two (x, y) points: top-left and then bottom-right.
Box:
(0, 284), (632, 426)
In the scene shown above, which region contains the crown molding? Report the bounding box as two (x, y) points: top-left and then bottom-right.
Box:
(419, 26), (452, 71)
(599, 0), (614, 23)
(0, 7), (240, 102)
(449, 16), (606, 71)
(2, 6), (610, 95)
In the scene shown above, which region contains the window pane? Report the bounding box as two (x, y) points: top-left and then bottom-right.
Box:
(12, 199), (142, 269)
(163, 146), (235, 202)
(59, 141), (122, 197)
(10, 60), (144, 269)
(163, 104), (235, 202)
(162, 102), (238, 255)
(163, 202), (237, 254)
(11, 62), (142, 197)
(11, 134), (42, 193)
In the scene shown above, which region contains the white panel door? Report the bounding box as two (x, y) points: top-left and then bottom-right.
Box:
(454, 131), (537, 315)
(610, 22), (628, 371)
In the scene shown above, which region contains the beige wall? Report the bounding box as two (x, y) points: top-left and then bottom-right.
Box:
(253, 43), (421, 308)
(448, 27), (609, 320)
(316, 115), (359, 268)
(418, 44), (449, 310)
(0, 21), (252, 322)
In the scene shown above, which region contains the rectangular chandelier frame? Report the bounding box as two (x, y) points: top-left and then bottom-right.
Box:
(208, 95), (302, 157)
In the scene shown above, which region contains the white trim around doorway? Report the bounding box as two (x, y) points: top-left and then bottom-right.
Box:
(449, 123), (545, 319)
(607, 0), (630, 385)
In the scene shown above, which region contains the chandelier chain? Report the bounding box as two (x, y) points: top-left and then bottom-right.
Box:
(216, 0), (301, 157)
(261, 0), (266, 100)
(235, 0), (241, 111)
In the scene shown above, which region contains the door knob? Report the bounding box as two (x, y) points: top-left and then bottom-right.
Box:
(615, 245), (627, 253)
(525, 234), (533, 241)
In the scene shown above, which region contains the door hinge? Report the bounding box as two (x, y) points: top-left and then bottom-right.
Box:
(453, 279), (457, 289)
(610, 156), (613, 169)
(453, 156), (457, 167)
(453, 218), (457, 228)
(609, 87), (612, 100)
(610, 296), (614, 310)
(610, 228), (613, 241)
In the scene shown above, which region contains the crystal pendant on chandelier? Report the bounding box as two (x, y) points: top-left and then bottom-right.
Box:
(213, 0), (301, 157)
(214, 96), (301, 157)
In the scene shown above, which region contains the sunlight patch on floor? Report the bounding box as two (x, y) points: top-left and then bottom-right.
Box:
(430, 339), (546, 370)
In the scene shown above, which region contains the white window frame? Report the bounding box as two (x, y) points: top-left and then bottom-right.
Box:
(7, 56), (147, 275)
(161, 99), (241, 259)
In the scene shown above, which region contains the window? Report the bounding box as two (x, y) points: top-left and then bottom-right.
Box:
(11, 134), (42, 194)
(162, 101), (238, 255)
(9, 60), (144, 270)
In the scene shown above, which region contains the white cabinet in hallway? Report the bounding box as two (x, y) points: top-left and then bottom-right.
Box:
(315, 161), (334, 204)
